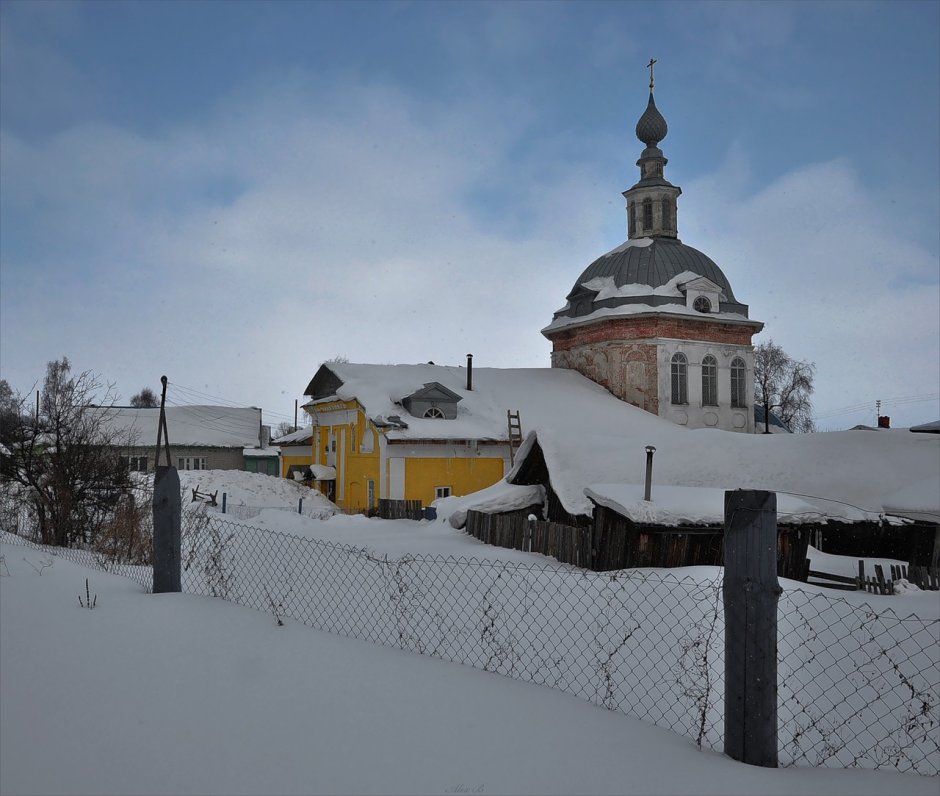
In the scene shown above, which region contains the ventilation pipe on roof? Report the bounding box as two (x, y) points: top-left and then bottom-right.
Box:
(644, 445), (656, 501)
(467, 353), (473, 391)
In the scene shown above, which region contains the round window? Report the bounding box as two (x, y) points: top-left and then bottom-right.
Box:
(693, 296), (712, 313)
(424, 407), (445, 419)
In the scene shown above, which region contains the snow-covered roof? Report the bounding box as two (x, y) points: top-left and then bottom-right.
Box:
(305, 363), (667, 443)
(243, 447), (280, 457)
(97, 406), (262, 448)
(910, 420), (940, 433)
(515, 424), (940, 523)
(272, 426), (314, 445)
(584, 484), (888, 527)
(303, 362), (938, 524)
(310, 464), (336, 480)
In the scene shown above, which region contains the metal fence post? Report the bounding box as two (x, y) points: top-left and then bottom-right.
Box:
(723, 489), (780, 767)
(298, 497), (303, 515)
(152, 465), (181, 593)
(222, 492), (227, 514)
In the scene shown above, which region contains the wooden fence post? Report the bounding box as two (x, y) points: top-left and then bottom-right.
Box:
(152, 465), (181, 593)
(723, 489), (780, 767)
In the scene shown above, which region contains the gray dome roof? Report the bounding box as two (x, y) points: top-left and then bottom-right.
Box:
(557, 237), (750, 319)
(635, 93), (668, 147)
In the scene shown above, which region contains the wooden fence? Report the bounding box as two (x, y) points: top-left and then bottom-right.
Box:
(807, 560), (940, 595)
(467, 507), (813, 578)
(465, 509), (593, 568)
(378, 499), (424, 521)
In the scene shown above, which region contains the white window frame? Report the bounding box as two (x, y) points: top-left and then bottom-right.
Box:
(701, 355), (718, 406)
(177, 456), (207, 471)
(731, 357), (747, 409)
(435, 486), (452, 499)
(671, 353), (688, 405)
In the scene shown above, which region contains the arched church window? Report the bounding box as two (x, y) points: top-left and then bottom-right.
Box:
(671, 353), (688, 405)
(423, 407), (445, 419)
(629, 201), (636, 237)
(731, 358), (747, 409)
(661, 198), (670, 230)
(643, 198), (653, 232)
(693, 296), (711, 313)
(702, 355), (718, 406)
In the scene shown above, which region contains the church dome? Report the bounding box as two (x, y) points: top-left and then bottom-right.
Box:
(555, 236), (750, 320)
(635, 93), (668, 147)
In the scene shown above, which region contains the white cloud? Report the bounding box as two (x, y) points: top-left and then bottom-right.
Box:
(681, 153), (940, 427)
(3, 67), (936, 430)
(0, 73), (609, 416)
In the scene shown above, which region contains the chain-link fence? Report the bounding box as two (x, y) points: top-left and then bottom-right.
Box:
(1, 501), (937, 776)
(778, 588), (939, 774)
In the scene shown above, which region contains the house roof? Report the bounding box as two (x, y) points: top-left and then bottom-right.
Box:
(272, 425), (314, 445)
(303, 362), (669, 443)
(584, 484), (889, 527)
(910, 420), (940, 433)
(509, 424), (940, 524)
(96, 406), (262, 448)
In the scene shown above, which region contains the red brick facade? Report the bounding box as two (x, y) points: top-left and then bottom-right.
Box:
(546, 315), (760, 351)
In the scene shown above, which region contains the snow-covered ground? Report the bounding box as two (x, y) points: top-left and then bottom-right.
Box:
(2, 543), (936, 796)
(1, 471), (937, 794)
(170, 469), (339, 519)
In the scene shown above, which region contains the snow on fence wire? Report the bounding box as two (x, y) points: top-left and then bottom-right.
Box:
(2, 502), (938, 777)
(778, 589), (940, 775)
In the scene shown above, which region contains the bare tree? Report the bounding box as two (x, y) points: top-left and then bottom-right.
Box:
(0, 379), (20, 445)
(129, 387), (159, 408)
(754, 340), (816, 433)
(275, 420), (297, 439)
(1, 358), (134, 547)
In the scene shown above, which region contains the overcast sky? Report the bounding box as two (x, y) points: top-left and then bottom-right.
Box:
(2, 0), (938, 431)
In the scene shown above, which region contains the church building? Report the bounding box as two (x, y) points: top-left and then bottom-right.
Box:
(542, 67), (763, 432)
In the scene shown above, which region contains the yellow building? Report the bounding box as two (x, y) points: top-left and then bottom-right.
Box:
(302, 361), (516, 513)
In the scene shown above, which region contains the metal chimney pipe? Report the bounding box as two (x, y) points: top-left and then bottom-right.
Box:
(466, 353), (473, 391)
(644, 445), (656, 501)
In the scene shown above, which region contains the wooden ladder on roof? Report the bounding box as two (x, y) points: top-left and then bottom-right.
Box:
(507, 410), (523, 466)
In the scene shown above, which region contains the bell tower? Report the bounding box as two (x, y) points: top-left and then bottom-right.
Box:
(624, 58), (682, 240)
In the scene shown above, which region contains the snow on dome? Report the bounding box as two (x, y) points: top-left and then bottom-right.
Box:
(541, 301), (754, 336)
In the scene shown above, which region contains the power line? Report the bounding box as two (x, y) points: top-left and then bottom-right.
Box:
(815, 392), (939, 420)
(167, 380), (300, 423)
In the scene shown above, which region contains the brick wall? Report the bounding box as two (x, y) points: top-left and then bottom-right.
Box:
(552, 341), (660, 414)
(547, 315), (758, 350)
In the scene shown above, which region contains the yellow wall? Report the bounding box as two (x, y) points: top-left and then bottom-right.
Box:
(280, 453), (313, 479)
(307, 399), (380, 512)
(403, 456), (505, 506)
(306, 398), (506, 512)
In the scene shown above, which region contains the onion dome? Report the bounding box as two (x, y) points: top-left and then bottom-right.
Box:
(635, 93), (668, 148)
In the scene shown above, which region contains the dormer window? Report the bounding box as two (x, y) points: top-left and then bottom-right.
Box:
(693, 296), (712, 313)
(401, 381), (462, 420)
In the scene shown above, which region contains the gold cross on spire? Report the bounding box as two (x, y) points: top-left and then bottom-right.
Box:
(647, 58), (657, 92)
